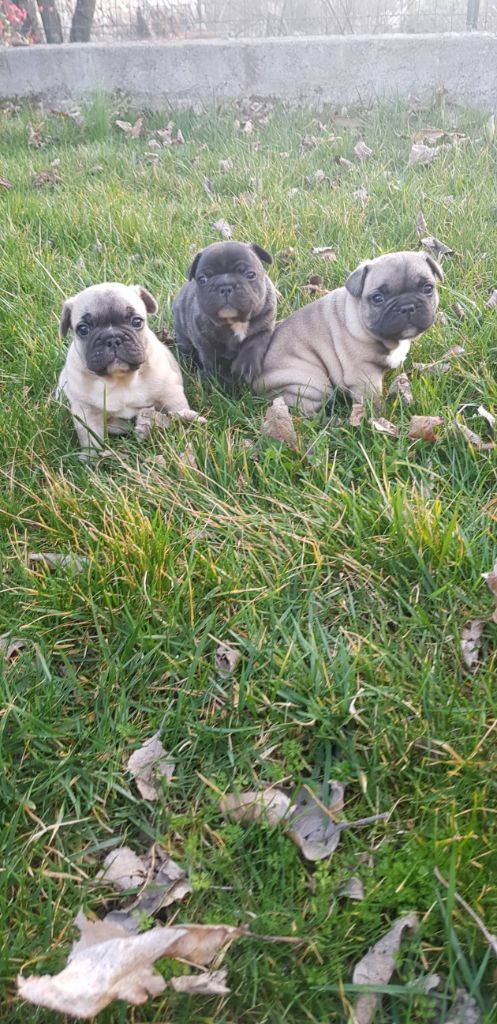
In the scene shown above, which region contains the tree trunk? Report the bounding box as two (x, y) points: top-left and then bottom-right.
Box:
(36, 0), (63, 42)
(69, 0), (97, 41)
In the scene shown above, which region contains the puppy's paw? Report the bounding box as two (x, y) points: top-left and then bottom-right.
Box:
(173, 408), (207, 425)
(231, 346), (264, 384)
(78, 447), (113, 463)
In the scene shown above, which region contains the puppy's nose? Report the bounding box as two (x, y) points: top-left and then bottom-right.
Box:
(400, 302), (416, 316)
(219, 283), (233, 299)
(106, 336), (122, 349)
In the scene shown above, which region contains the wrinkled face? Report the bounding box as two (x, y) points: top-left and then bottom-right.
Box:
(346, 252), (442, 346)
(190, 242), (271, 323)
(60, 283), (157, 375)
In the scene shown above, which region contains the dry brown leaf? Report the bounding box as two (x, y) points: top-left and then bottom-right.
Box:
(354, 140), (373, 161)
(349, 404), (365, 427)
(100, 845), (192, 930)
(171, 969), (229, 995)
(408, 415), (442, 442)
(29, 552), (89, 572)
(215, 642), (241, 676)
(409, 143), (438, 166)
(220, 789), (291, 827)
(445, 989), (481, 1024)
(0, 175), (13, 189)
(0, 634), (27, 663)
(28, 123), (44, 147)
(127, 732), (175, 801)
(352, 912), (419, 1024)
(33, 169), (60, 188)
(18, 910), (242, 1018)
(261, 398), (298, 450)
(455, 408), (495, 451)
(353, 185), (369, 205)
(422, 235), (453, 259)
(115, 118), (143, 138)
(477, 404), (496, 428)
(387, 373), (413, 406)
(219, 158), (232, 173)
(337, 875), (364, 901)
(412, 127), (446, 144)
(460, 618), (484, 672)
(485, 289), (497, 309)
(335, 155), (354, 169)
(416, 210), (427, 236)
(276, 246), (296, 265)
(371, 417), (400, 438)
(451, 302), (465, 320)
(179, 442), (198, 469)
(287, 782), (345, 861)
(135, 408), (171, 441)
(312, 246), (337, 260)
(413, 345), (464, 374)
(212, 218), (233, 239)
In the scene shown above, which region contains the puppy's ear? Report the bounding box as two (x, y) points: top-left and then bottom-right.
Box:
(188, 252), (203, 280)
(249, 242), (272, 265)
(134, 286), (158, 315)
(60, 299), (73, 338)
(425, 254), (444, 282)
(345, 261), (370, 298)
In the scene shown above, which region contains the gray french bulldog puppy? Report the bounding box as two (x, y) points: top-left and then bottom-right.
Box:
(173, 241), (277, 384)
(57, 282), (205, 455)
(253, 250), (443, 414)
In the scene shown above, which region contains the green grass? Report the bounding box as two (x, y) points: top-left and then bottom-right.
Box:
(1, 95), (497, 1023)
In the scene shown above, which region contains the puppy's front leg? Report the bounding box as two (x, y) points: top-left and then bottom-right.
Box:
(71, 405), (106, 459)
(231, 329), (273, 384)
(160, 382), (207, 424)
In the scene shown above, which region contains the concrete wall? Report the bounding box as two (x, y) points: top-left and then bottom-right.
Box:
(1, 34), (496, 110)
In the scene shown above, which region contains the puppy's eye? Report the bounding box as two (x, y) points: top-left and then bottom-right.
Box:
(422, 283), (434, 294)
(77, 323), (90, 337)
(370, 293), (385, 305)
(246, 270), (257, 280)
(131, 315), (144, 328)
(197, 274), (207, 285)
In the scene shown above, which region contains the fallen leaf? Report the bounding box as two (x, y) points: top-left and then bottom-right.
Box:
(28, 123), (44, 147)
(409, 143), (438, 166)
(335, 155), (354, 168)
(477, 404), (496, 428)
(412, 127), (446, 144)
(179, 442), (198, 469)
(416, 210), (427, 236)
(156, 122), (183, 145)
(482, 560), (497, 623)
(353, 185), (369, 205)
(421, 235), (453, 259)
(261, 397), (298, 450)
(33, 169), (59, 188)
(387, 372), (413, 406)
(413, 345), (464, 374)
(312, 246), (337, 260)
(276, 246), (296, 265)
(127, 732), (175, 801)
(460, 618), (484, 672)
(408, 415), (442, 442)
(313, 168), (328, 183)
(0, 175), (13, 189)
(0, 634), (27, 663)
(349, 404), (365, 427)
(220, 789), (291, 827)
(455, 407), (495, 451)
(337, 875), (364, 901)
(451, 302), (465, 320)
(371, 417), (400, 438)
(147, 138), (161, 149)
(306, 273), (323, 288)
(212, 218), (233, 239)
(215, 642), (241, 676)
(219, 158), (232, 173)
(484, 114), (495, 145)
(28, 552), (89, 572)
(287, 782), (345, 861)
(485, 289), (497, 309)
(352, 912), (419, 1024)
(115, 118), (143, 138)
(156, 326), (173, 344)
(100, 845), (192, 931)
(445, 989), (481, 1024)
(135, 408), (171, 441)
(171, 969), (229, 995)
(354, 140), (373, 161)
(18, 910), (242, 1018)
(203, 178), (216, 200)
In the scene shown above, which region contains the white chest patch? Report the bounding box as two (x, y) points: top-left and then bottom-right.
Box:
(385, 338), (411, 369)
(230, 321), (248, 342)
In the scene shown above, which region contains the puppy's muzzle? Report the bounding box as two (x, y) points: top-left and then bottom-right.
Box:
(85, 328), (146, 374)
(379, 296), (435, 341)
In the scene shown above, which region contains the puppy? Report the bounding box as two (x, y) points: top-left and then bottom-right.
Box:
(173, 241), (277, 384)
(57, 282), (204, 455)
(253, 251), (443, 414)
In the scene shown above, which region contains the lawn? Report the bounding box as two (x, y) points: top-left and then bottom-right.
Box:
(1, 95), (497, 1023)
